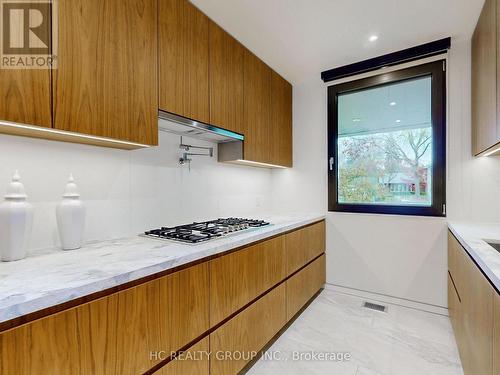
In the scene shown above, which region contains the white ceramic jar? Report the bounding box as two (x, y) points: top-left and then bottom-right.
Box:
(56, 174), (85, 250)
(0, 171), (33, 261)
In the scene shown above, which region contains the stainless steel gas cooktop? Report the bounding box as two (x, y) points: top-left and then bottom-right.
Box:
(143, 218), (270, 244)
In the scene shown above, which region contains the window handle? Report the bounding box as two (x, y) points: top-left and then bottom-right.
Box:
(329, 157), (334, 171)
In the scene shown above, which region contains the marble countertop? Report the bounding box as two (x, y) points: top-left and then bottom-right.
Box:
(448, 221), (500, 292)
(0, 214), (324, 328)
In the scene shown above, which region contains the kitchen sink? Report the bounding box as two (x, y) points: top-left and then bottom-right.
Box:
(486, 241), (500, 253)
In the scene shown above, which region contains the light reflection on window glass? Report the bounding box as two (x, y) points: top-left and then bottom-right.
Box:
(337, 76), (432, 206)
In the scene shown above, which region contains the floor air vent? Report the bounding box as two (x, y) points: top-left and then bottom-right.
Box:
(363, 301), (387, 313)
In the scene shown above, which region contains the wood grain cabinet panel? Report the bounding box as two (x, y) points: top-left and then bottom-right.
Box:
(210, 236), (286, 326)
(0, 263), (209, 375)
(0, 7), (52, 128)
(53, 0), (158, 145)
(286, 221), (326, 275)
(0, 69), (52, 128)
(448, 232), (494, 375)
(159, 0), (209, 123)
(209, 22), (244, 134)
(156, 338), (209, 375)
(243, 49), (272, 164)
(287, 254), (326, 320)
(269, 71), (293, 167)
(472, 0), (498, 155)
(494, 292), (500, 375)
(210, 284), (286, 375)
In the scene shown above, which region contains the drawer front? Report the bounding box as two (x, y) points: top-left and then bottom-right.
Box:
(210, 236), (286, 326)
(286, 221), (325, 275)
(286, 254), (326, 320)
(0, 263), (209, 375)
(210, 284), (286, 375)
(155, 338), (209, 375)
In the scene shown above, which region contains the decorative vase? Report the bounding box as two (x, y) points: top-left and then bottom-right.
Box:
(56, 174), (85, 250)
(0, 171), (33, 261)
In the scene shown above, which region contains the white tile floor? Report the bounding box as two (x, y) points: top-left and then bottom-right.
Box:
(247, 289), (463, 375)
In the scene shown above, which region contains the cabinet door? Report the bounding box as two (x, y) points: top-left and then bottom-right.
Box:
(449, 232), (494, 375)
(243, 49), (271, 164)
(286, 221), (326, 275)
(472, 0), (497, 155)
(0, 263), (209, 375)
(159, 0), (209, 123)
(210, 236), (286, 326)
(0, 70), (52, 128)
(270, 71), (293, 167)
(287, 254), (325, 320)
(210, 284), (286, 375)
(209, 22), (244, 134)
(0, 9), (51, 128)
(53, 0), (158, 145)
(155, 338), (209, 375)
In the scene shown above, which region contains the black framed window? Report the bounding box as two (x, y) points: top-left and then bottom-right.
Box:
(328, 60), (446, 217)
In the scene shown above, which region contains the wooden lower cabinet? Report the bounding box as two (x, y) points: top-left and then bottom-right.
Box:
(287, 255), (326, 320)
(494, 293), (500, 375)
(210, 284), (287, 375)
(0, 222), (326, 375)
(286, 221), (326, 275)
(156, 338), (209, 375)
(209, 236), (286, 326)
(0, 263), (209, 375)
(448, 232), (496, 375)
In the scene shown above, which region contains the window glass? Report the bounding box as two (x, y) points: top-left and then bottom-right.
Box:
(337, 76), (432, 206)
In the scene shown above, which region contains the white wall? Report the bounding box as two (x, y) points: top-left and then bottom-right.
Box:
(271, 37), (500, 308)
(0, 131), (272, 251)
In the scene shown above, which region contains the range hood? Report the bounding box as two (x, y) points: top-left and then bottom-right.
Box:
(158, 110), (244, 143)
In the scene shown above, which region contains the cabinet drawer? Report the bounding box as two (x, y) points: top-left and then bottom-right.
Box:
(286, 221), (325, 275)
(155, 338), (209, 375)
(210, 284), (286, 375)
(286, 254), (326, 320)
(0, 263), (209, 375)
(210, 236), (286, 326)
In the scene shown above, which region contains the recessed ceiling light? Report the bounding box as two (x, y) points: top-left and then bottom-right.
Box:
(390, 102), (397, 106)
(352, 118), (361, 122)
(369, 35), (378, 42)
(395, 119), (401, 123)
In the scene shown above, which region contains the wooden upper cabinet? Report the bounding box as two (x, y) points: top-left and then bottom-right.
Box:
(243, 49), (272, 164)
(53, 0), (158, 146)
(472, 0), (498, 155)
(0, 12), (52, 128)
(0, 70), (52, 128)
(209, 22), (244, 134)
(159, 0), (209, 123)
(270, 71), (293, 167)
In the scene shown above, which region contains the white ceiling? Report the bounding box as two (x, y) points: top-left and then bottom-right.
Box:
(191, 0), (485, 84)
(338, 76), (431, 136)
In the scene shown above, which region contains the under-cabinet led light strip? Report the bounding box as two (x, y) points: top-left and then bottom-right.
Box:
(235, 159), (288, 169)
(0, 120), (151, 148)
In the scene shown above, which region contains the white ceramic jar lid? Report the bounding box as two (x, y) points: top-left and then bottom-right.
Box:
(63, 174), (80, 198)
(4, 170), (27, 199)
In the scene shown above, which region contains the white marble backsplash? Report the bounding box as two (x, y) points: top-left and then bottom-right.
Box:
(0, 214), (324, 325)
